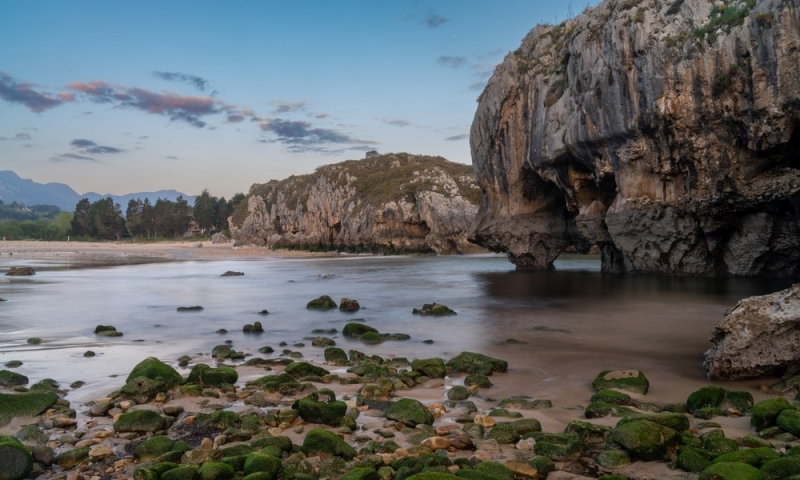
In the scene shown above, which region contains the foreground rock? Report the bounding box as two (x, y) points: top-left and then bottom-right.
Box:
(229, 153), (484, 254)
(5, 266), (35, 276)
(469, 0), (800, 276)
(705, 284), (800, 379)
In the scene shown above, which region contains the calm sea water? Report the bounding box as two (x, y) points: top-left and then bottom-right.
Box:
(0, 254), (795, 406)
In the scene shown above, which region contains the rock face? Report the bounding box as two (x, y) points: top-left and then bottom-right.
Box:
(470, 0), (800, 276)
(229, 153), (483, 254)
(705, 284), (800, 379)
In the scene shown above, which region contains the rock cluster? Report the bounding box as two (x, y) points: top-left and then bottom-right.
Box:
(470, 0), (800, 276)
(229, 153), (484, 255)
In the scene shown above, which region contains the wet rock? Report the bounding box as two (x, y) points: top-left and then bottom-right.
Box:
(324, 347), (348, 366)
(284, 361), (328, 379)
(307, 295), (337, 309)
(751, 397), (795, 431)
(26, 337), (41, 345)
(412, 303), (456, 316)
(114, 409), (166, 433)
(487, 423), (520, 444)
(243, 322), (264, 333)
(706, 285), (800, 379)
(343, 322), (379, 337)
(360, 332), (384, 345)
(340, 298), (361, 312)
(198, 461), (235, 480)
(220, 271), (244, 276)
(177, 306), (204, 311)
(411, 358), (446, 378)
(302, 428), (357, 460)
(32, 445), (54, 467)
(0, 392), (58, 427)
(611, 419), (681, 461)
(312, 337), (336, 347)
(54, 446), (90, 468)
(698, 462), (764, 480)
(446, 352), (508, 376)
(292, 388), (347, 426)
(188, 364), (238, 387)
(121, 377), (169, 404)
(94, 324), (123, 337)
(127, 357), (183, 386)
(5, 266), (34, 276)
(447, 386), (470, 401)
(386, 398), (434, 427)
(592, 369), (649, 395)
(3, 361), (22, 368)
(89, 401), (114, 417)
(0, 370), (28, 388)
(257, 309), (269, 315)
(0, 437), (33, 480)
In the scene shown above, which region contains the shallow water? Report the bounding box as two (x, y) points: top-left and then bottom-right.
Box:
(0, 253), (795, 408)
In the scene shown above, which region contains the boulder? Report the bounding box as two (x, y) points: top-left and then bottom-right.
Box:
(307, 295), (337, 309)
(340, 298), (360, 312)
(411, 358), (447, 378)
(412, 303), (456, 316)
(751, 397), (795, 431)
(114, 409), (167, 433)
(127, 357), (183, 387)
(0, 438), (33, 480)
(386, 398), (434, 427)
(592, 370), (649, 395)
(0, 392), (58, 427)
(134, 435), (175, 461)
(188, 364), (238, 387)
(611, 419), (681, 461)
(5, 266), (34, 276)
(94, 324), (123, 337)
(284, 362), (328, 379)
(446, 352), (508, 375)
(221, 271), (244, 276)
(323, 347), (348, 365)
(342, 322), (379, 337)
(292, 388), (347, 426)
(0, 370), (28, 388)
(706, 285), (800, 379)
(301, 429), (357, 459)
(698, 463), (764, 480)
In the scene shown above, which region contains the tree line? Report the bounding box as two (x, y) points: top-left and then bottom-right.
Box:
(69, 190), (245, 240)
(0, 201), (71, 240)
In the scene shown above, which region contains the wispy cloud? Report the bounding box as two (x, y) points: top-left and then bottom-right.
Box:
(68, 81), (224, 128)
(383, 118), (412, 128)
(270, 101), (307, 114)
(260, 118), (375, 153)
(0, 74), (72, 112)
(50, 153), (97, 163)
(445, 133), (469, 141)
(437, 56), (466, 69)
(71, 138), (123, 154)
(152, 71), (210, 92)
(425, 13), (447, 28)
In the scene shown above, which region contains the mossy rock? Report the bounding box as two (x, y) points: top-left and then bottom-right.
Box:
(678, 447), (713, 473)
(0, 370), (28, 388)
(243, 452), (282, 476)
(360, 332), (385, 345)
(301, 428), (357, 459)
(447, 386), (470, 401)
(195, 410), (240, 430)
(498, 396), (550, 410)
(464, 374), (492, 388)
(187, 364), (238, 387)
(134, 435), (175, 461)
(454, 471), (495, 480)
(510, 418), (542, 435)
(292, 388), (347, 426)
(596, 449), (631, 469)
(474, 461), (514, 480)
(247, 373), (310, 395)
(687, 386), (728, 413)
(760, 457), (800, 480)
(616, 412), (691, 432)
(408, 474), (460, 480)
(725, 390), (755, 413)
(340, 467), (379, 480)
(0, 439), (33, 480)
(592, 389), (632, 406)
(54, 446), (90, 468)
(324, 347), (349, 365)
(611, 419), (681, 461)
(240, 473), (272, 480)
(528, 456), (555, 477)
(530, 432), (582, 461)
(114, 409), (166, 433)
(343, 323), (379, 337)
(412, 303), (456, 316)
(699, 462), (765, 480)
(592, 369), (649, 395)
(199, 462), (235, 480)
(488, 408), (522, 419)
(307, 295), (337, 310)
(564, 419), (612, 445)
(250, 435), (293, 452)
(121, 376), (169, 404)
(486, 423), (520, 444)
(285, 362), (329, 379)
(411, 358), (446, 379)
(134, 468), (160, 480)
(312, 337), (336, 347)
(13, 424), (47, 447)
(126, 357), (183, 387)
(585, 401), (613, 419)
(446, 352), (507, 376)
(0, 392), (58, 427)
(713, 448), (779, 467)
(162, 465), (200, 480)
(704, 435), (739, 456)
(777, 409), (800, 436)
(751, 397), (794, 431)
(386, 398), (434, 427)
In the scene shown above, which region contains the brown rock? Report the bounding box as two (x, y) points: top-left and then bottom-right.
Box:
(420, 437), (450, 451)
(505, 460), (539, 479)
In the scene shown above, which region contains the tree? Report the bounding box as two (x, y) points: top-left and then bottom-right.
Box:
(70, 198), (91, 236)
(126, 199), (144, 237)
(88, 198), (125, 240)
(141, 198), (154, 237)
(193, 189), (217, 233)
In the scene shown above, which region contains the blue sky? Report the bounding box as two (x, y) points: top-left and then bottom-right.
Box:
(0, 1), (597, 198)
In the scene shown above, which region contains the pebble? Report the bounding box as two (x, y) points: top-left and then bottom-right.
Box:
(420, 437), (450, 451)
(474, 415), (496, 427)
(505, 460), (539, 479)
(89, 445), (114, 459)
(214, 435), (227, 446)
(53, 417), (78, 428)
(75, 439), (96, 448)
(66, 473), (84, 480)
(436, 425), (462, 436)
(118, 400), (135, 411)
(199, 437), (214, 450)
(162, 404), (184, 416)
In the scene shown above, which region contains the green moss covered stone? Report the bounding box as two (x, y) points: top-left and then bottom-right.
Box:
(699, 462), (765, 480)
(611, 419), (681, 461)
(301, 429), (357, 459)
(412, 303), (456, 316)
(751, 397), (794, 431)
(386, 398), (434, 427)
(198, 462), (235, 480)
(292, 388), (347, 426)
(114, 409), (166, 433)
(324, 347), (349, 365)
(0, 438), (33, 480)
(126, 357), (183, 387)
(161, 465), (200, 480)
(592, 369), (649, 394)
(0, 370), (28, 388)
(307, 295), (337, 309)
(446, 352), (508, 376)
(411, 358), (446, 379)
(0, 392), (58, 427)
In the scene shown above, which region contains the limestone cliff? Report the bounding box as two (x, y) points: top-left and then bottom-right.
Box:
(229, 153), (483, 254)
(470, 0), (800, 276)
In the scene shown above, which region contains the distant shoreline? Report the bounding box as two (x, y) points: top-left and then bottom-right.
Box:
(0, 239), (338, 266)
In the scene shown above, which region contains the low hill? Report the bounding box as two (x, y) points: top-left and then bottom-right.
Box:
(229, 153), (483, 254)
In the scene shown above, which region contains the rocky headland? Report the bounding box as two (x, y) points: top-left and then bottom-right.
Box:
(470, 0), (800, 276)
(229, 154), (484, 255)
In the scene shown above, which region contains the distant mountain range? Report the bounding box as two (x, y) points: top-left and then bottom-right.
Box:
(0, 171), (196, 212)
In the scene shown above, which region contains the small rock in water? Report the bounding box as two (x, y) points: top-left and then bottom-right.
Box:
(5, 266), (35, 276)
(339, 297), (360, 312)
(177, 306), (203, 312)
(220, 270), (244, 277)
(258, 309), (270, 315)
(27, 338), (41, 345)
(412, 303), (456, 316)
(4, 360), (23, 368)
(216, 329), (227, 334)
(83, 351), (95, 358)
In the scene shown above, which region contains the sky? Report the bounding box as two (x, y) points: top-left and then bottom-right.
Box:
(0, 1), (598, 198)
